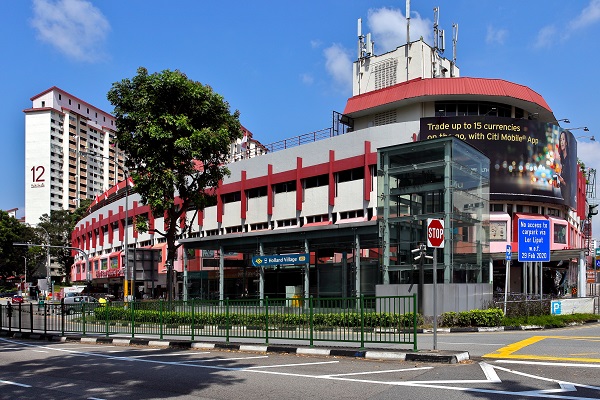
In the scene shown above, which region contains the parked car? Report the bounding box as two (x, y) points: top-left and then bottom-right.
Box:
(62, 295), (98, 315)
(12, 295), (24, 304)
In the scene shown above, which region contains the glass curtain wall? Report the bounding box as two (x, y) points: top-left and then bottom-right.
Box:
(377, 137), (490, 285)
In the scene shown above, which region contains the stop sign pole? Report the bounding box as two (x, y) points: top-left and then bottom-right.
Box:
(427, 218), (444, 351)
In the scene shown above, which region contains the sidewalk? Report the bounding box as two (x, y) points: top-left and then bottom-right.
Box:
(0, 328), (469, 364)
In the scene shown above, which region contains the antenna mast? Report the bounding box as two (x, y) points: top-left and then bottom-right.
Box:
(433, 7), (440, 77)
(451, 23), (458, 77)
(406, 0), (411, 81)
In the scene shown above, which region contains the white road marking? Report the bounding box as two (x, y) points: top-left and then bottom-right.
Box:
(184, 356), (269, 363)
(438, 341), (505, 346)
(129, 352), (210, 358)
(0, 379), (31, 388)
(324, 366), (432, 377)
(3, 337), (600, 399)
(245, 361), (339, 369)
(497, 359), (600, 368)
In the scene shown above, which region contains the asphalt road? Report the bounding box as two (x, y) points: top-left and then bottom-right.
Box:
(1, 323), (599, 400)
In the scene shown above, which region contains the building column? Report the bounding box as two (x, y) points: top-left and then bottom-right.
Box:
(579, 250), (587, 297)
(382, 154), (390, 285)
(304, 239), (310, 299)
(259, 242), (265, 305)
(355, 233), (361, 298)
(219, 245), (224, 301)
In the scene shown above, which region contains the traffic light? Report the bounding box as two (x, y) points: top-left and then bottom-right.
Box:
(588, 204), (598, 219)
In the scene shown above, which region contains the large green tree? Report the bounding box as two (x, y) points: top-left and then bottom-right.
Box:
(107, 67), (242, 300)
(0, 211), (41, 286)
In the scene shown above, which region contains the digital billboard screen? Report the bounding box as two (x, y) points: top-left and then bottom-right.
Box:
(419, 116), (578, 209)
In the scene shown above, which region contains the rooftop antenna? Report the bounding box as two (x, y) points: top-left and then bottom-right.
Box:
(357, 18), (363, 59)
(406, 0), (411, 45)
(357, 18), (373, 59)
(433, 7), (440, 77)
(451, 23), (458, 76)
(433, 7), (439, 50)
(406, 0), (411, 81)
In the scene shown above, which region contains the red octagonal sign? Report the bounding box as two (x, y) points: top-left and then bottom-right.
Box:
(427, 218), (445, 248)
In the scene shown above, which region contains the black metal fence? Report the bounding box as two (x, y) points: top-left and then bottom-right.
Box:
(0, 295), (418, 350)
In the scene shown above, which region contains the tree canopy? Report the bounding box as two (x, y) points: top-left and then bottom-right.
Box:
(107, 67), (242, 299)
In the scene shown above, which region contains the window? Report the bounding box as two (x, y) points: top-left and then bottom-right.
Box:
(225, 225), (243, 234)
(69, 99), (71, 105)
(41, 101), (45, 107)
(247, 186), (267, 199)
(277, 218), (297, 228)
(273, 181), (296, 193)
(250, 222), (269, 231)
(59, 94), (62, 100)
(490, 204), (504, 212)
(306, 214), (328, 224)
(222, 192), (241, 203)
(339, 209), (364, 220)
(554, 224), (567, 244)
(547, 208), (560, 217)
(304, 174), (328, 189)
(337, 167), (364, 183)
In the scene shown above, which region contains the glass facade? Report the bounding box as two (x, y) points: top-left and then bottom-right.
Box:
(377, 137), (490, 285)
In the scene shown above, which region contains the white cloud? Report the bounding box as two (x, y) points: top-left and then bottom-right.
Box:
(300, 73), (314, 85)
(486, 26), (508, 45)
(534, 25), (556, 49)
(310, 39), (321, 49)
(535, 0), (600, 48)
(367, 7), (432, 53)
(31, 0), (110, 62)
(323, 44), (352, 91)
(569, 0), (600, 31)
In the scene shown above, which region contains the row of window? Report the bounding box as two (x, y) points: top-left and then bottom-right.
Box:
(489, 203), (562, 218)
(222, 167), (372, 204)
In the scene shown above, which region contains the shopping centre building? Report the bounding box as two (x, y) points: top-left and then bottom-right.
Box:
(67, 19), (594, 312)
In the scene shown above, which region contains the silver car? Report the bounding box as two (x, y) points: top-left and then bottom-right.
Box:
(62, 295), (99, 314)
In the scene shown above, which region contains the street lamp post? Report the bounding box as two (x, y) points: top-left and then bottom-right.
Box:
(32, 224), (51, 299)
(21, 256), (27, 297)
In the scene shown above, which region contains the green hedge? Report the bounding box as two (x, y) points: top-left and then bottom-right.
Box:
(439, 308), (504, 327)
(93, 306), (423, 328)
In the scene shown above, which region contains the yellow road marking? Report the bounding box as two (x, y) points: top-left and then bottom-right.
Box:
(484, 335), (600, 363)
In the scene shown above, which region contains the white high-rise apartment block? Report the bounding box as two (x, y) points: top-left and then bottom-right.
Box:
(24, 87), (125, 225)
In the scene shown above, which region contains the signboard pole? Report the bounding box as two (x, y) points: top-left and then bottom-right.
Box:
(504, 244), (511, 315)
(433, 249), (438, 351)
(426, 218), (444, 351)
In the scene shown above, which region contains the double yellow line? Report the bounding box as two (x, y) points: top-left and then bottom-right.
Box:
(484, 336), (600, 363)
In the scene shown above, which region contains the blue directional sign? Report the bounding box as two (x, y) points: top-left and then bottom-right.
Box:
(517, 219), (550, 262)
(252, 253), (309, 267)
(596, 259), (600, 268)
(506, 245), (512, 261)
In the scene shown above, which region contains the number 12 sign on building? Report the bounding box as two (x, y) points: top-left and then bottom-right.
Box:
(517, 219), (550, 262)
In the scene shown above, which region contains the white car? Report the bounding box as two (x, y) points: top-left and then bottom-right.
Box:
(62, 295), (99, 314)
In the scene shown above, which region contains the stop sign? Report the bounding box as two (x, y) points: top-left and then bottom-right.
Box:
(427, 218), (445, 248)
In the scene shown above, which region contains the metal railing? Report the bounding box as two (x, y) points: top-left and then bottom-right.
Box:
(1, 295), (418, 350)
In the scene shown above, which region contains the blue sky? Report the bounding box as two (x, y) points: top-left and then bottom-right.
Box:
(2, 0), (600, 234)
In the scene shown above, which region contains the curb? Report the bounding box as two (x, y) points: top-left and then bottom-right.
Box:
(0, 330), (467, 364)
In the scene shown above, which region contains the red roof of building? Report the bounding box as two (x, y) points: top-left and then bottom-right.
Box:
(343, 77), (552, 115)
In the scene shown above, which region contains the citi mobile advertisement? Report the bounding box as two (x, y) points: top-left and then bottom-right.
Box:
(419, 116), (578, 209)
